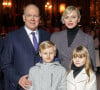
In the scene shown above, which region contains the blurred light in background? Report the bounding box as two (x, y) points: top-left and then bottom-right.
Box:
(2, 0), (12, 8)
(59, 3), (66, 13)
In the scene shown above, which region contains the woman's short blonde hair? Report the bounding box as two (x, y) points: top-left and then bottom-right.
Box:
(61, 6), (81, 23)
(39, 41), (56, 52)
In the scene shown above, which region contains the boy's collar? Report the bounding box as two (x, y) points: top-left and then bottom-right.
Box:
(39, 58), (60, 63)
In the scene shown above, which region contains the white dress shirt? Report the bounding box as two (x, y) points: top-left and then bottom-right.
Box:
(24, 26), (39, 46)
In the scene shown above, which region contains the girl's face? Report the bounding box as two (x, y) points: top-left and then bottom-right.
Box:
(63, 10), (80, 29)
(72, 54), (86, 67)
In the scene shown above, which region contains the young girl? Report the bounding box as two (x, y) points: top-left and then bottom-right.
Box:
(67, 45), (97, 90)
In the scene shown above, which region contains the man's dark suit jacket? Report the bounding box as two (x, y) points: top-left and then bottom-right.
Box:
(0, 37), (4, 90)
(1, 26), (51, 90)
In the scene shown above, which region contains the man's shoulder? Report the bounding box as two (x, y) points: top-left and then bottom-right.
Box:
(38, 29), (51, 39)
(6, 27), (25, 38)
(8, 26), (24, 35)
(0, 36), (3, 41)
(38, 29), (51, 34)
(0, 36), (3, 45)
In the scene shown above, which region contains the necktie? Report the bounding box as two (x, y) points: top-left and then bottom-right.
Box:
(31, 32), (38, 51)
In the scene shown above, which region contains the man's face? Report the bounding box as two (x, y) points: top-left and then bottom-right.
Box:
(23, 5), (40, 31)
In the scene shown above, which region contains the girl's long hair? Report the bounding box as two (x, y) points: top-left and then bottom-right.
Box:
(68, 45), (93, 81)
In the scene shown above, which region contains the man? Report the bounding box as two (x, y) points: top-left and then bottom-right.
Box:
(1, 4), (51, 90)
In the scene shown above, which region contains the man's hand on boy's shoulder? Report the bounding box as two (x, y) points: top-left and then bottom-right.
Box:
(18, 75), (32, 90)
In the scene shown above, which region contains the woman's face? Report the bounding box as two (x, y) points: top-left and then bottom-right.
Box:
(63, 10), (80, 29)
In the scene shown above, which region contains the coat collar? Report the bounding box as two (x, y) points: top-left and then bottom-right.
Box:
(36, 61), (60, 66)
(59, 30), (85, 56)
(67, 68), (88, 84)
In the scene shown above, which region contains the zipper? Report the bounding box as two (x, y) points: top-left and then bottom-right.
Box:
(51, 73), (53, 87)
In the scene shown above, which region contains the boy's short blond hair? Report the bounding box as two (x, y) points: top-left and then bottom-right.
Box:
(39, 41), (56, 52)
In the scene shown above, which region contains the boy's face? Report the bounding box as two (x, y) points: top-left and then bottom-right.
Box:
(39, 47), (56, 63)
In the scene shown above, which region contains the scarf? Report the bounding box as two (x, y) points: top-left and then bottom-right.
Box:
(71, 64), (84, 78)
(67, 26), (79, 47)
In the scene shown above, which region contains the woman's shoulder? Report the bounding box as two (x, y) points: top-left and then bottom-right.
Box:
(51, 30), (67, 41)
(79, 30), (93, 38)
(51, 30), (66, 36)
(78, 30), (93, 41)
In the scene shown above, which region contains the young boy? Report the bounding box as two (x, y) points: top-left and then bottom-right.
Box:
(27, 41), (67, 90)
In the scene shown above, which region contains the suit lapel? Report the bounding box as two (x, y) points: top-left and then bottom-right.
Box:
(67, 70), (75, 84)
(75, 68), (88, 82)
(67, 68), (88, 84)
(58, 30), (85, 60)
(38, 29), (43, 44)
(59, 30), (68, 53)
(70, 30), (84, 47)
(60, 30), (81, 50)
(19, 27), (36, 53)
(35, 29), (41, 53)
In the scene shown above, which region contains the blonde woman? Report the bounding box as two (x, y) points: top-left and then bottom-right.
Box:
(50, 5), (96, 71)
(67, 45), (97, 90)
